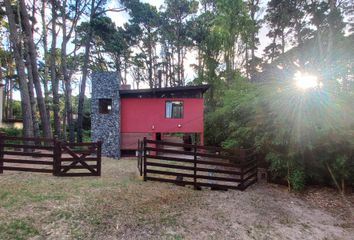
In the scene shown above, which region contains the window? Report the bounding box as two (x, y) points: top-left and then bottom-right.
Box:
(99, 99), (112, 114)
(166, 101), (183, 118)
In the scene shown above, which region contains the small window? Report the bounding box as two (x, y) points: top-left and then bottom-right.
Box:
(99, 99), (112, 114)
(166, 101), (183, 118)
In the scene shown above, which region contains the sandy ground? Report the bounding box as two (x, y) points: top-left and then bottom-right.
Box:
(0, 158), (353, 240)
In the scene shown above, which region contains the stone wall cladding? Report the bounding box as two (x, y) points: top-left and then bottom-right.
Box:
(91, 72), (120, 159)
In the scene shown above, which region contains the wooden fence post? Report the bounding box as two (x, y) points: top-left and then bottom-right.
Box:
(53, 137), (61, 176)
(193, 144), (197, 190)
(137, 140), (140, 172)
(137, 139), (140, 169)
(143, 137), (147, 181)
(97, 141), (102, 176)
(0, 132), (4, 174)
(140, 140), (143, 176)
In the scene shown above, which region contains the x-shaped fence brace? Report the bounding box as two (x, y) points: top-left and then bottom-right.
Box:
(60, 145), (98, 174)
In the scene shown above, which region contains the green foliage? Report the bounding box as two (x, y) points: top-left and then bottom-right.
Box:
(11, 100), (22, 119)
(0, 127), (38, 145)
(123, 0), (160, 27)
(214, 0), (251, 49)
(205, 74), (260, 147)
(0, 127), (22, 137)
(0, 128), (22, 145)
(289, 169), (306, 192)
(206, 74), (354, 191)
(82, 130), (91, 142)
(266, 152), (287, 179)
(0, 219), (39, 240)
(72, 95), (91, 130)
(326, 155), (353, 190)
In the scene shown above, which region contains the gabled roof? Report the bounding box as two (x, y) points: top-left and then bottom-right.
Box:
(119, 85), (209, 98)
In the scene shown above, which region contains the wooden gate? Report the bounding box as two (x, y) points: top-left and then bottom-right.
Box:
(0, 133), (102, 177)
(54, 142), (102, 177)
(137, 138), (258, 191)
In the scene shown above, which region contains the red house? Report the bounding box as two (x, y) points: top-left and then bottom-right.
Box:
(120, 85), (209, 154)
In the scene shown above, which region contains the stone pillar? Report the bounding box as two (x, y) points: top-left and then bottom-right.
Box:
(91, 72), (120, 159)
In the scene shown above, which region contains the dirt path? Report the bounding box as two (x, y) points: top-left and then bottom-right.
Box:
(0, 158), (353, 239)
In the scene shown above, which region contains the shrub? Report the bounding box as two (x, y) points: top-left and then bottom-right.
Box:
(0, 127), (22, 137)
(289, 169), (306, 192)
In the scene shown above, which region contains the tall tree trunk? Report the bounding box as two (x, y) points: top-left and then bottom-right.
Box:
(3, 59), (13, 120)
(225, 50), (232, 82)
(41, 0), (51, 122)
(281, 28), (285, 54)
(171, 47), (175, 86)
(326, 0), (337, 87)
(327, 0), (336, 58)
(270, 33), (277, 63)
(4, 66), (14, 120)
(64, 80), (74, 143)
(61, 0), (75, 143)
(0, 63), (3, 120)
(176, 17), (183, 86)
(19, 0), (51, 138)
(4, 0), (34, 137)
(148, 28), (153, 88)
(77, 32), (92, 142)
(249, 0), (259, 81)
(77, 0), (95, 143)
(181, 48), (185, 85)
(245, 43), (250, 79)
(51, 0), (61, 138)
(250, 42), (255, 77)
(177, 43), (181, 85)
(8, 72), (13, 119)
(158, 69), (162, 88)
(24, 50), (40, 137)
(197, 48), (202, 80)
(62, 79), (67, 141)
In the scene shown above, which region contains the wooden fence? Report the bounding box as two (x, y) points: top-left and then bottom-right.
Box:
(0, 134), (102, 177)
(137, 138), (258, 191)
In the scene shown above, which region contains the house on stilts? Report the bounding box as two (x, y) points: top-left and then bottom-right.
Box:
(91, 72), (209, 158)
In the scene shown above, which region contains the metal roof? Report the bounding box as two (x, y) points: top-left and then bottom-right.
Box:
(119, 85), (209, 98)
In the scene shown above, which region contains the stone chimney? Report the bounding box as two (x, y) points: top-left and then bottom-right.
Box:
(91, 72), (120, 159)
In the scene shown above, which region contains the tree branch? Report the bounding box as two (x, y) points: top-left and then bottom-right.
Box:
(93, 7), (127, 17)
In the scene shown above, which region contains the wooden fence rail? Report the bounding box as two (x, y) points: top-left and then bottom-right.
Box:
(0, 133), (102, 177)
(137, 138), (258, 191)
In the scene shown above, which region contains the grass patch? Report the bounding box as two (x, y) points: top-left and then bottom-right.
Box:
(0, 219), (39, 240)
(0, 189), (67, 209)
(160, 215), (178, 226)
(165, 233), (184, 240)
(0, 191), (11, 201)
(49, 209), (73, 221)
